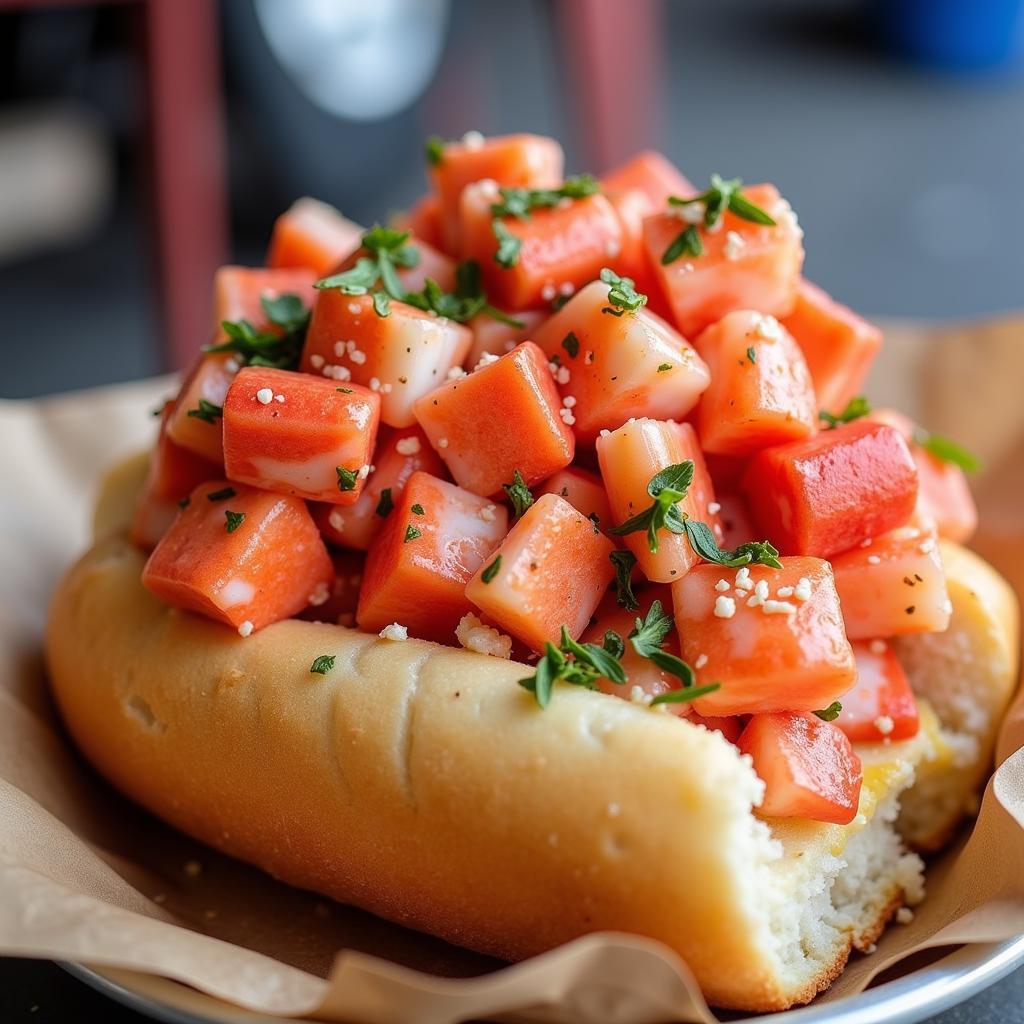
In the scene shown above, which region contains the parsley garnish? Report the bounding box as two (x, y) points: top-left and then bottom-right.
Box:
(404, 525), (422, 543)
(682, 520), (783, 570)
(608, 462), (694, 553)
(657, 362), (672, 372)
(310, 655), (336, 675)
(336, 387), (354, 394)
(628, 600), (696, 685)
(562, 332), (580, 359)
(600, 267), (647, 317)
(650, 683), (722, 707)
(814, 701), (843, 722)
(403, 260), (524, 327)
(746, 346), (757, 365)
(668, 174), (777, 231)
(375, 487), (393, 518)
(609, 550), (639, 611)
(819, 395), (871, 429)
(502, 469), (535, 518)
(206, 293), (310, 370)
(519, 626), (626, 708)
(424, 135), (446, 166)
(489, 176), (600, 269)
(410, 503), (425, 516)
(186, 399), (222, 424)
(336, 467), (359, 492)
(912, 428), (979, 473)
(492, 220), (522, 269)
(316, 225), (420, 311)
(206, 486), (236, 502)
(610, 463), (782, 567)
(224, 510), (245, 534)
(661, 224), (703, 265)
(481, 555), (502, 584)
(661, 175), (776, 266)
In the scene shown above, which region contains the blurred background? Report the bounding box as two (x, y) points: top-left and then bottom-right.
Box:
(1, 0), (1022, 399)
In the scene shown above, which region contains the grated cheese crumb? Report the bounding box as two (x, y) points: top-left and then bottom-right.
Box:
(762, 600), (798, 615)
(308, 581), (330, 607)
(446, 366), (467, 380)
(349, 349), (367, 365)
(918, 538), (936, 554)
(379, 623), (408, 641)
(558, 407), (576, 426)
(274, 393), (285, 403)
(599, 428), (611, 437)
(479, 503), (497, 523)
(368, 377), (381, 391)
(707, 501), (721, 515)
(777, 586), (794, 597)
(438, 437), (449, 448)
(555, 365), (571, 385)
(724, 230), (746, 260)
(695, 653), (708, 669)
(461, 129), (484, 149)
(224, 358), (240, 374)
(237, 621), (254, 638)
(347, 301), (363, 315)
(395, 436), (421, 456)
(558, 281), (576, 297)
(455, 613), (513, 659)
(328, 509), (345, 532)
(714, 596), (737, 619)
(734, 566), (753, 591)
(715, 579), (731, 592)
(540, 282), (557, 302)
(752, 314), (782, 341)
(874, 715), (895, 735)
(869, 638), (887, 655)
(794, 577), (812, 601)
(562, 395), (577, 408)
(867, 554), (882, 565)
(630, 685), (654, 706)
(896, 907), (914, 924)
(256, 388), (273, 405)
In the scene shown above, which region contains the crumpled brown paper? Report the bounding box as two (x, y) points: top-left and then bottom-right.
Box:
(0, 317), (1022, 1023)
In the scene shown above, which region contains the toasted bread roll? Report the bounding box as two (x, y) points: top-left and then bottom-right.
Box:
(47, 535), (927, 1012)
(894, 541), (1020, 851)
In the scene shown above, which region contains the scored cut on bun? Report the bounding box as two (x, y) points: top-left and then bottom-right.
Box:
(894, 540), (1020, 851)
(47, 533), (928, 1012)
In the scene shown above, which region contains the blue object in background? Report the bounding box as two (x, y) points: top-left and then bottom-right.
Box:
(876, 0), (1024, 70)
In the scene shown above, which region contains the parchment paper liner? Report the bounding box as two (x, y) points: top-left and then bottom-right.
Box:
(1, 315), (1022, 1023)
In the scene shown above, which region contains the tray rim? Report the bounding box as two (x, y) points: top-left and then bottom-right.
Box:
(58, 933), (1024, 1024)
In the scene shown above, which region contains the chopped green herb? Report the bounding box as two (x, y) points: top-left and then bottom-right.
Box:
(336, 466), (359, 492)
(657, 362), (672, 372)
(206, 292), (311, 370)
(502, 469), (535, 518)
(746, 346), (757, 364)
(186, 399), (223, 424)
(492, 220), (522, 269)
(410, 503), (425, 516)
(490, 175), (600, 220)
(683, 520), (783, 570)
(315, 225), (419, 307)
(819, 395), (871, 429)
(599, 267), (647, 317)
(912, 428), (979, 473)
(404, 525), (422, 543)
(518, 625), (626, 708)
(814, 701), (843, 722)
(373, 291), (391, 317)
(629, 600), (696, 685)
(481, 555), (502, 584)
(336, 387), (354, 394)
(309, 655), (336, 675)
(610, 550), (639, 611)
(562, 332), (580, 359)
(489, 176), (600, 270)
(661, 224), (703, 265)
(206, 486), (237, 502)
(224, 510), (245, 534)
(668, 174), (776, 232)
(650, 683), (722, 707)
(608, 461), (694, 553)
(375, 487), (393, 518)
(424, 135), (446, 166)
